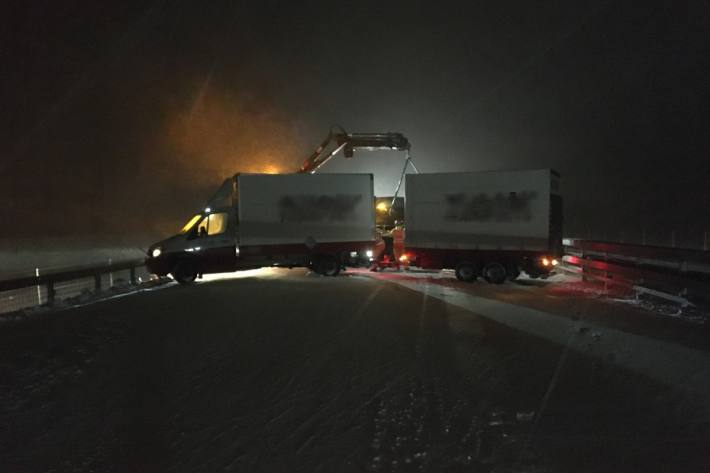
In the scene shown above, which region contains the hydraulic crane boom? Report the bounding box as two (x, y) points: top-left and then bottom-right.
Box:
(203, 127), (416, 212)
(298, 126), (412, 174)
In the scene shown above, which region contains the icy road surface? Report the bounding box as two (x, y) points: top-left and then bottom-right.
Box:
(1, 268), (709, 472)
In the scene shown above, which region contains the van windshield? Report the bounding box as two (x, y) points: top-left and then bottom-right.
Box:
(179, 214), (202, 234)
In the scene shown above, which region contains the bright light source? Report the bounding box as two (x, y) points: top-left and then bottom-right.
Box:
(262, 165), (281, 174)
(349, 251), (358, 257)
(366, 250), (373, 258)
(376, 202), (389, 212)
(151, 248), (162, 258)
(542, 257), (550, 266)
(551, 258), (559, 266)
(399, 254), (409, 262)
(205, 207), (211, 213)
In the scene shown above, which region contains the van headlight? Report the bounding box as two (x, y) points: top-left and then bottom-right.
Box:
(365, 250), (373, 258)
(151, 247), (162, 258)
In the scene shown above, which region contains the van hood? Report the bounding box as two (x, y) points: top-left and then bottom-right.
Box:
(148, 233), (187, 255)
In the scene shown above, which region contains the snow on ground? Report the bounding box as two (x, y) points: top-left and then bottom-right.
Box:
(1, 268), (708, 472)
(375, 276), (709, 399)
(610, 296), (709, 324)
(355, 265), (708, 324)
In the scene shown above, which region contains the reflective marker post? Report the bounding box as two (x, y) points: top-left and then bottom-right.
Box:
(35, 268), (41, 305)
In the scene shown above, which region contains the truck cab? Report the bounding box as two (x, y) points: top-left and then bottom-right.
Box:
(146, 206), (239, 283)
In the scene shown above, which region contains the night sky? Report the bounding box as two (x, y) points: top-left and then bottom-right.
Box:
(2, 1), (708, 246)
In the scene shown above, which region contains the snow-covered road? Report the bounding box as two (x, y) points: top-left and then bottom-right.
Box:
(1, 268), (708, 472)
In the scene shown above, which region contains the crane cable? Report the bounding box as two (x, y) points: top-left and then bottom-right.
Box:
(389, 149), (419, 212)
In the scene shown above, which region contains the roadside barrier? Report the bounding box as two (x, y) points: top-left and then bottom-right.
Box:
(562, 239), (710, 308)
(0, 259), (149, 314)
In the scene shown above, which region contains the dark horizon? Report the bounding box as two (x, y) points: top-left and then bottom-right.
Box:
(2, 0), (708, 246)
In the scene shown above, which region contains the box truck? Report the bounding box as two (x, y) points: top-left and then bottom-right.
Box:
(146, 173), (376, 283)
(404, 169), (563, 283)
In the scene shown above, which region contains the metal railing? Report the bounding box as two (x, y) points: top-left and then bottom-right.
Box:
(562, 239), (710, 308)
(4, 239), (708, 314)
(0, 259), (150, 315)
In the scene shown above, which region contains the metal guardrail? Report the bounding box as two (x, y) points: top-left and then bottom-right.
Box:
(3, 240), (708, 314)
(562, 239), (710, 307)
(563, 238), (710, 274)
(0, 259), (148, 314)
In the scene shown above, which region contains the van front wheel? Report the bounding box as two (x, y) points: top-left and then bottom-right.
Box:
(173, 260), (198, 285)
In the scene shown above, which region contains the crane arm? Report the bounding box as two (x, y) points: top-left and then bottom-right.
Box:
(298, 127), (411, 174)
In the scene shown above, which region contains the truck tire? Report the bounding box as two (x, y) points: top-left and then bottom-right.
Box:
(507, 266), (521, 281)
(455, 263), (476, 282)
(173, 260), (198, 285)
(317, 255), (341, 277)
(482, 262), (507, 284)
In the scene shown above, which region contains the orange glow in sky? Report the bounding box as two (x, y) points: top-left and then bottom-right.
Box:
(260, 164), (282, 174)
(162, 82), (302, 185)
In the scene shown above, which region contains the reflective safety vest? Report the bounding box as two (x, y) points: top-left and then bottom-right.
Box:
(391, 226), (405, 258)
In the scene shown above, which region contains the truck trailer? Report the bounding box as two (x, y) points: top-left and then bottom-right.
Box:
(146, 173), (376, 283)
(404, 169), (563, 283)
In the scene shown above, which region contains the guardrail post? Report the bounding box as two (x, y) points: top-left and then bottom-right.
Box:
(35, 268), (42, 306)
(94, 273), (102, 293)
(46, 281), (55, 306)
(130, 266), (137, 285)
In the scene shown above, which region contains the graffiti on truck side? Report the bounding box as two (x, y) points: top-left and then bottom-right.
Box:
(278, 194), (363, 222)
(444, 191), (538, 222)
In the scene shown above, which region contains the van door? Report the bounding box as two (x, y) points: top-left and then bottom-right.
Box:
(188, 211), (237, 274)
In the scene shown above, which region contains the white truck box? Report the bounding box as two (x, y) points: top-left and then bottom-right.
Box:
(406, 169), (559, 252)
(237, 173), (375, 247)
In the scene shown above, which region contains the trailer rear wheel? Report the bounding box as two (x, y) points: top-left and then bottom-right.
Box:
(316, 255), (341, 277)
(455, 263), (476, 282)
(482, 262), (507, 284)
(173, 260), (198, 285)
